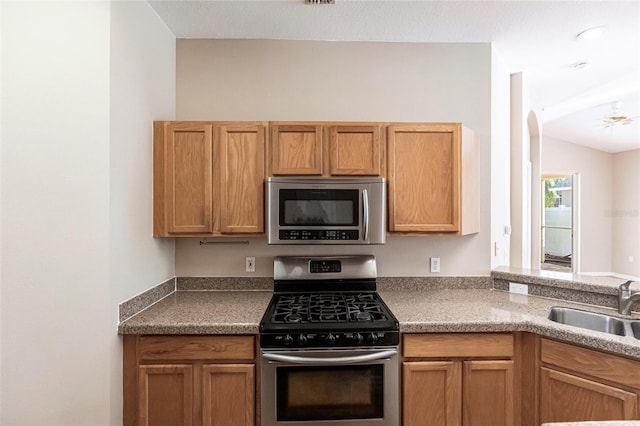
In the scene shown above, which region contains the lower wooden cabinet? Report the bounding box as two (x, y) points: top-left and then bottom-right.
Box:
(124, 335), (256, 426)
(402, 333), (515, 426)
(202, 364), (255, 426)
(123, 332), (640, 426)
(539, 338), (640, 424)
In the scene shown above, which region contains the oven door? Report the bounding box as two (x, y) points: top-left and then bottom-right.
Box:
(261, 348), (399, 426)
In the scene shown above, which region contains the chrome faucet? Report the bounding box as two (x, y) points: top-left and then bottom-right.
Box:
(618, 280), (640, 316)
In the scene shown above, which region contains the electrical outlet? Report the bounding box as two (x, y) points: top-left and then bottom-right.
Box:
(246, 256), (256, 273)
(430, 257), (440, 273)
(509, 282), (528, 295)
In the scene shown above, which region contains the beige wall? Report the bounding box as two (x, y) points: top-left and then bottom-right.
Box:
(175, 39), (493, 276)
(1, 1), (175, 424)
(541, 136), (613, 273)
(612, 149), (640, 277)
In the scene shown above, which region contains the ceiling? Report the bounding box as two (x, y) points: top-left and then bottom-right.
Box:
(148, 0), (640, 153)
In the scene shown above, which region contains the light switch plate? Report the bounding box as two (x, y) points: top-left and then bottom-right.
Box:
(246, 256), (256, 273)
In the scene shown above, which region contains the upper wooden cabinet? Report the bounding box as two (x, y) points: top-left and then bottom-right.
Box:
(328, 125), (383, 176)
(270, 124), (323, 175)
(154, 121), (265, 237)
(387, 123), (479, 235)
(218, 124), (265, 234)
(268, 122), (384, 177)
(154, 120), (478, 237)
(155, 122), (214, 235)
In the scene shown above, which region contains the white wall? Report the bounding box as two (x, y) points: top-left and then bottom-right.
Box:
(612, 149), (640, 278)
(108, 1), (175, 423)
(0, 0), (4, 418)
(490, 47), (511, 268)
(510, 73), (532, 268)
(1, 2), (111, 423)
(1, 1), (175, 424)
(175, 39), (493, 277)
(542, 136), (613, 273)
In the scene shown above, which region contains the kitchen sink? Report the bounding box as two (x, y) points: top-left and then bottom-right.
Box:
(548, 307), (626, 336)
(632, 322), (640, 339)
(548, 307), (640, 339)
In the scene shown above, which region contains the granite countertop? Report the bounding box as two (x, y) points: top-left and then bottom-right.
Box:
(118, 286), (640, 359)
(118, 290), (273, 335)
(492, 266), (640, 294)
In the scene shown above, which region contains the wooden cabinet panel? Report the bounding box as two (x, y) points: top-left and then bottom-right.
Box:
(139, 335), (255, 361)
(202, 364), (255, 426)
(387, 123), (479, 234)
(463, 361), (514, 426)
(270, 124), (323, 175)
(328, 125), (382, 176)
(125, 336), (256, 426)
(219, 124), (265, 233)
(403, 361), (462, 426)
(269, 122), (384, 176)
(402, 333), (516, 426)
(403, 333), (514, 358)
(139, 364), (193, 426)
(153, 121), (266, 237)
(540, 367), (638, 423)
(163, 123), (213, 235)
(388, 123), (458, 233)
(541, 338), (640, 390)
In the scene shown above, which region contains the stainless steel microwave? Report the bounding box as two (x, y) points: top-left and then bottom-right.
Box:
(267, 177), (386, 245)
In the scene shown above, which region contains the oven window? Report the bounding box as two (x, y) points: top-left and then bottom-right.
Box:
(279, 189), (359, 226)
(276, 365), (383, 421)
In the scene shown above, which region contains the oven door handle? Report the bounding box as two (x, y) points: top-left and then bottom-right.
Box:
(262, 349), (397, 365)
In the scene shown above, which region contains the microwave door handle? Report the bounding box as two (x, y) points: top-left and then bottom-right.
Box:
(362, 189), (369, 241)
(263, 350), (397, 365)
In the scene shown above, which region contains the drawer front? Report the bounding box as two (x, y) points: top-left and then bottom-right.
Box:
(403, 333), (514, 358)
(139, 335), (255, 361)
(541, 338), (640, 390)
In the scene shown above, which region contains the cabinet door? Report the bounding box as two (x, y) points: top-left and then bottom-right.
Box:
(270, 124), (323, 175)
(387, 124), (460, 232)
(139, 364), (193, 426)
(202, 364), (255, 426)
(540, 367), (638, 423)
(463, 360), (514, 426)
(165, 123), (213, 234)
(219, 124), (265, 233)
(403, 361), (462, 426)
(328, 125), (382, 176)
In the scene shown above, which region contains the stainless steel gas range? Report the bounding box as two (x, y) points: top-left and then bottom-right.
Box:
(259, 256), (399, 426)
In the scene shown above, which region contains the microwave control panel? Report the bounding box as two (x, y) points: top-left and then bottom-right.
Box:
(279, 230), (359, 241)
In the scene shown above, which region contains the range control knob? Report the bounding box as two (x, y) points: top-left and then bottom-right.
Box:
(283, 334), (294, 346)
(297, 334), (308, 345)
(367, 333), (378, 344)
(353, 333), (364, 344)
(325, 333), (336, 344)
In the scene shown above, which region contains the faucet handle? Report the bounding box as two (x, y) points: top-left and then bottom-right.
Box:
(619, 280), (633, 293)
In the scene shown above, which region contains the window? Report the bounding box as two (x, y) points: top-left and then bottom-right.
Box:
(541, 175), (573, 271)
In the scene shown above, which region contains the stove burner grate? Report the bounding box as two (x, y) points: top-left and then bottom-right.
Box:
(270, 292), (390, 324)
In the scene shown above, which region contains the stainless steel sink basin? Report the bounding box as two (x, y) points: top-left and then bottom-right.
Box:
(548, 307), (626, 336)
(632, 322), (640, 339)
